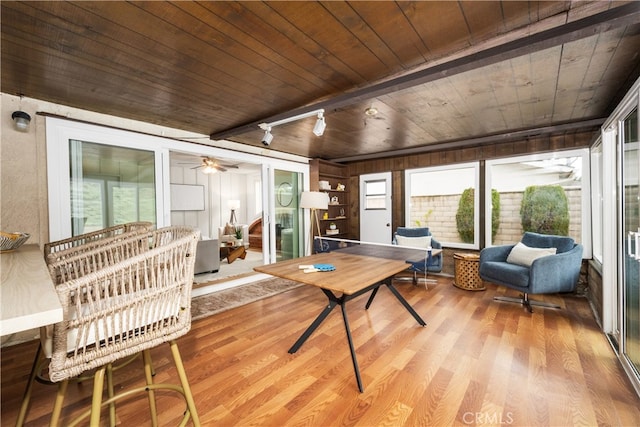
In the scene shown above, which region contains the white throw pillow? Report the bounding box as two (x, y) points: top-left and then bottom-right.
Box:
(396, 235), (432, 249)
(506, 242), (556, 267)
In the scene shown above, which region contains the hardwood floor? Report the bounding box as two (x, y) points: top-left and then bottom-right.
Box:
(2, 276), (639, 426)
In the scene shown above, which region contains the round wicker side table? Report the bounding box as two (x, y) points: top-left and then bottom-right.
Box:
(453, 252), (486, 291)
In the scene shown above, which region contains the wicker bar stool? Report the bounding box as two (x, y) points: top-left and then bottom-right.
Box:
(18, 224), (156, 414)
(17, 226), (201, 426)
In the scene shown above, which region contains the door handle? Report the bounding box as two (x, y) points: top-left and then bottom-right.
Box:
(628, 229), (640, 260)
(386, 223), (390, 227)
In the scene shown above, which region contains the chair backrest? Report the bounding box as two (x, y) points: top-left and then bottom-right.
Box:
(47, 226), (199, 382)
(395, 227), (432, 238)
(44, 221), (153, 256)
(521, 231), (575, 253)
(47, 232), (153, 283)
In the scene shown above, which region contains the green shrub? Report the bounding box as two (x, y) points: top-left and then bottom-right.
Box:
(456, 188), (475, 243)
(520, 185), (569, 235)
(491, 189), (501, 239)
(456, 188), (500, 243)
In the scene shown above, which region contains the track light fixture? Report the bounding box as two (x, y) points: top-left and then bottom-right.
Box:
(258, 109), (325, 145)
(262, 127), (273, 146)
(312, 113), (326, 136)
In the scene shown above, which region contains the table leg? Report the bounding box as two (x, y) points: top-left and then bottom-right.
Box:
(384, 282), (427, 326)
(364, 286), (379, 309)
(227, 246), (246, 264)
(290, 282), (416, 393)
(340, 302), (363, 392)
(288, 289), (338, 353)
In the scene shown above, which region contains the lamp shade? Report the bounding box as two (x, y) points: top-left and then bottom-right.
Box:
(227, 199), (241, 210)
(300, 191), (328, 210)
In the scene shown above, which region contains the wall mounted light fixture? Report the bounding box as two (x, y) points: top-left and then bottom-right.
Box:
(258, 109), (325, 145)
(12, 111), (31, 131)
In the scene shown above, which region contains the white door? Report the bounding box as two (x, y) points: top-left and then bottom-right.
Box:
(359, 172), (392, 244)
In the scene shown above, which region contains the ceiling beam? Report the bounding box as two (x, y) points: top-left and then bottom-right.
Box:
(210, 2), (640, 141)
(330, 118), (605, 163)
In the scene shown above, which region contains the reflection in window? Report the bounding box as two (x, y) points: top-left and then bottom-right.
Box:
(69, 140), (156, 235)
(405, 163), (479, 249)
(364, 179), (386, 210)
(591, 140), (603, 264)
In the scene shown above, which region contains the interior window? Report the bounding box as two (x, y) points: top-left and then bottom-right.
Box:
(364, 180), (386, 210)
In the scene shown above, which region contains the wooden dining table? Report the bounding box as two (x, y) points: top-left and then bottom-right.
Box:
(1, 244), (62, 336)
(254, 250), (427, 392)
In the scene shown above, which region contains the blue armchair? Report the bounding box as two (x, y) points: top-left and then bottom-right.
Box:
(393, 227), (443, 285)
(479, 232), (583, 312)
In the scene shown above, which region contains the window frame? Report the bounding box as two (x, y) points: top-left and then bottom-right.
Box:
(404, 162), (480, 250)
(485, 149), (591, 257)
(363, 178), (388, 210)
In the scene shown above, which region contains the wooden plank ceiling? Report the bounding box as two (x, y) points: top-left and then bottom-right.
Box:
(2, 1), (639, 161)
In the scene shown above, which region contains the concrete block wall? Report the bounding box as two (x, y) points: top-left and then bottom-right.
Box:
(410, 188), (583, 245)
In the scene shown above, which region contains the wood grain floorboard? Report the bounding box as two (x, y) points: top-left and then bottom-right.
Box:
(2, 277), (639, 426)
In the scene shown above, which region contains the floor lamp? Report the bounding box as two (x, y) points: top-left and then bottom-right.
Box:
(300, 191), (329, 254)
(228, 199), (240, 225)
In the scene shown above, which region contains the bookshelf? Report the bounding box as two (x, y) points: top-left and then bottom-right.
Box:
(309, 159), (349, 240)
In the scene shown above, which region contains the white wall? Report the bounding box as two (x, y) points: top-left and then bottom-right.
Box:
(170, 165), (254, 240)
(1, 92), (307, 246)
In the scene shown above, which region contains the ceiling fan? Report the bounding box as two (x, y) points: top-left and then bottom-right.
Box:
(188, 157), (239, 173)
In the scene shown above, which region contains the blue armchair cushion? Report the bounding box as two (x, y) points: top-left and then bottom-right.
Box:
(521, 232), (574, 253)
(480, 260), (530, 289)
(395, 227), (432, 238)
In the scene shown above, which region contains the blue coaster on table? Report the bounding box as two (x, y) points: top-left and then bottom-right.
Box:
(313, 263), (336, 272)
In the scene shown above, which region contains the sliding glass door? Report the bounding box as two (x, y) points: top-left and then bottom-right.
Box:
(46, 118), (167, 241)
(273, 169), (302, 261)
(621, 107), (640, 383)
(48, 117), (312, 268)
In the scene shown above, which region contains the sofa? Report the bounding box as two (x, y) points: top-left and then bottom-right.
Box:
(194, 238), (220, 274)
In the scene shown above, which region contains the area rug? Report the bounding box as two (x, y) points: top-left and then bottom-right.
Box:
(191, 277), (302, 320)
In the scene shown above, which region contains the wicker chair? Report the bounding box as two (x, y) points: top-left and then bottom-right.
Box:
(43, 221), (153, 256)
(17, 226), (201, 426)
